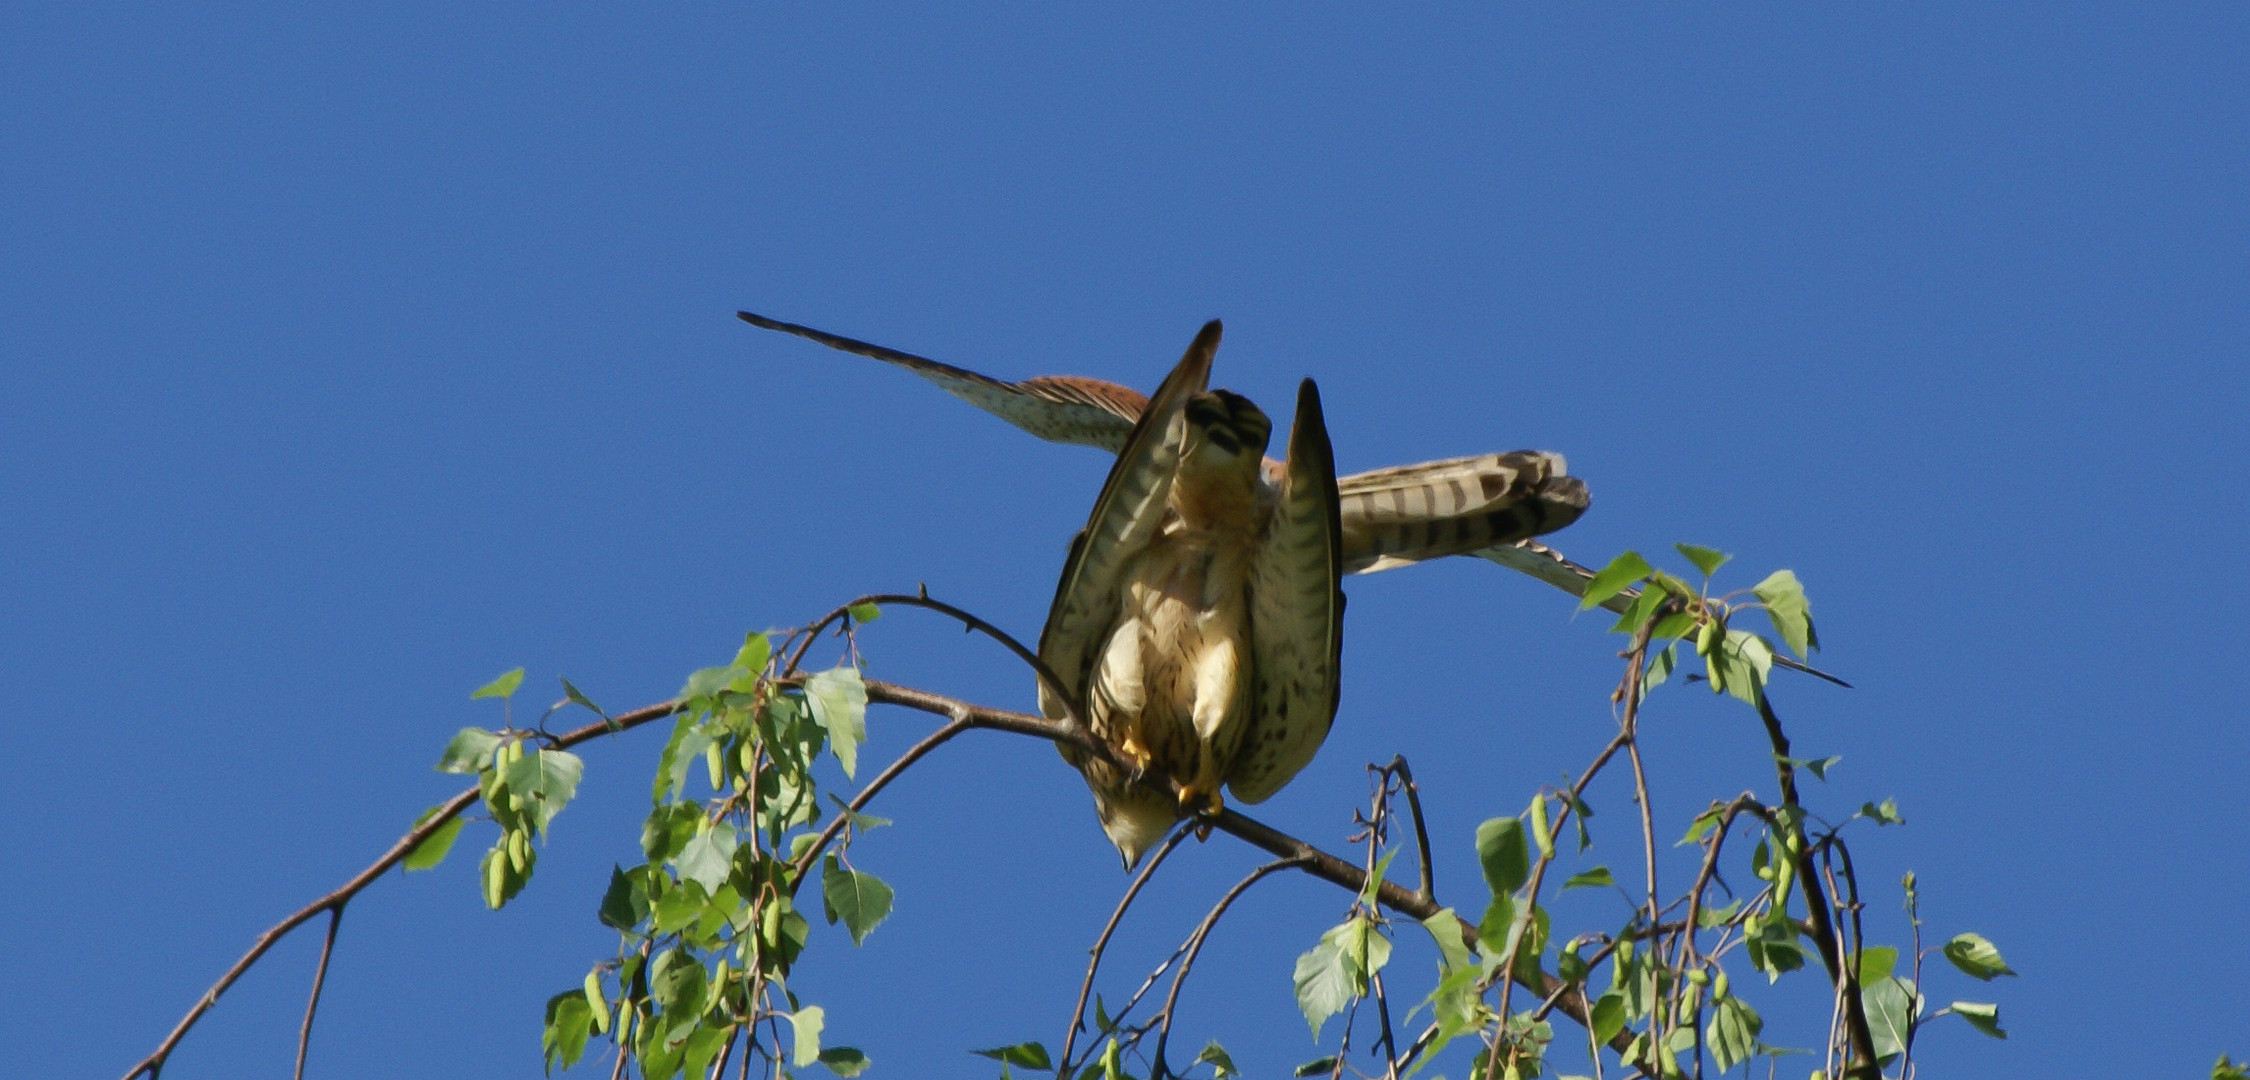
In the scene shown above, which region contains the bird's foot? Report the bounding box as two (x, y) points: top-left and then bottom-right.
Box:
(1119, 736), (1154, 778)
(1176, 783), (1223, 820)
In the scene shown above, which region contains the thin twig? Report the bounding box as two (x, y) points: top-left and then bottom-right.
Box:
(1379, 757), (1436, 905)
(291, 903), (344, 1080)
(1149, 857), (1310, 1074)
(1058, 824), (1193, 1076)
(780, 592), (1087, 733)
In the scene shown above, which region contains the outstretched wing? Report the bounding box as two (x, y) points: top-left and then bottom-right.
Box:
(737, 310), (1143, 450)
(738, 310), (1589, 572)
(1229, 379), (1345, 804)
(1034, 321), (1222, 721)
(1337, 452), (1589, 574)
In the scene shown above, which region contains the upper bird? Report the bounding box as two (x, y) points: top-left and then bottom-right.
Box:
(737, 310), (1589, 577)
(1035, 322), (1344, 867)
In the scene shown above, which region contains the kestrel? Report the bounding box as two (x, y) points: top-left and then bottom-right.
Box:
(1034, 322), (1344, 866)
(736, 310), (1595, 867)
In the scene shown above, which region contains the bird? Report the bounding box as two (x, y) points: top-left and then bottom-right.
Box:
(734, 310), (1595, 867)
(736, 310), (1590, 578)
(1032, 321), (1344, 867)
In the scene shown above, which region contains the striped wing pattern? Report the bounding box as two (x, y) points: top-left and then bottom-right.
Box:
(1229, 379), (1346, 804)
(1337, 452), (1589, 574)
(1033, 322), (1220, 724)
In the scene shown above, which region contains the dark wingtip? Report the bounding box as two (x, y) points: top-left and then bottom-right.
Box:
(1194, 319), (1223, 351)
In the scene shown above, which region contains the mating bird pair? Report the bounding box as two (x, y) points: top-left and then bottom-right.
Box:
(741, 312), (1588, 867)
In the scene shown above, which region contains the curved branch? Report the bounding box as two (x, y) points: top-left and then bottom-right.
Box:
(1058, 824), (1194, 1076)
(1149, 856), (1310, 1074)
(781, 591), (1087, 733)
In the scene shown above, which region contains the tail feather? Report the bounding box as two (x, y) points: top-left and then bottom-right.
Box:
(1338, 452), (1588, 574)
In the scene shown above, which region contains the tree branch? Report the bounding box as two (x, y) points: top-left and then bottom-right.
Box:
(1150, 857), (1310, 1075)
(291, 904), (344, 1080)
(1058, 824), (1194, 1076)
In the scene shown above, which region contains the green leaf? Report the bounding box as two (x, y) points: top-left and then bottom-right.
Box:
(653, 714), (697, 802)
(542, 989), (595, 1073)
(471, 667), (524, 700)
(1561, 866), (1614, 891)
(402, 810), (464, 871)
(1609, 580), (1667, 635)
(972, 1043), (1052, 1069)
(1192, 1040), (1238, 1077)
(790, 1005), (825, 1067)
(653, 880), (709, 934)
(503, 749), (584, 836)
(1710, 630), (1773, 705)
(435, 727), (502, 773)
(1798, 754), (1841, 781)
(1855, 944), (1897, 987)
(1580, 550), (1653, 610)
(847, 601), (881, 623)
(1675, 543), (1730, 578)
(1293, 919), (1364, 1036)
(1419, 909), (1471, 973)
(1949, 1000), (2006, 1039)
(676, 822), (740, 893)
(805, 667), (869, 778)
(1941, 932), (2016, 980)
(1358, 848), (1398, 907)
(826, 793), (892, 833)
(1862, 976), (1921, 1061)
(1860, 798), (1905, 825)
(1704, 995), (1762, 1072)
(1679, 806), (1724, 846)
(1751, 570), (1818, 657)
(1639, 642), (1676, 700)
(1477, 892), (1514, 954)
(598, 865), (649, 931)
(642, 801), (701, 863)
(681, 1022), (730, 1079)
(820, 853), (893, 945)
(2212, 1055), (2249, 1080)
(1292, 1056), (1338, 1077)
(649, 947), (709, 1020)
(1588, 991), (1627, 1044)
(734, 631), (773, 674)
(1475, 817), (1529, 897)
(819, 1046), (871, 1077)
(1744, 917), (1804, 981)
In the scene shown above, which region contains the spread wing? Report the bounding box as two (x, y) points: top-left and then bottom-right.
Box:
(1034, 321), (1222, 721)
(1337, 452), (1590, 574)
(1229, 379), (1345, 804)
(737, 310), (1588, 573)
(737, 310), (1143, 450)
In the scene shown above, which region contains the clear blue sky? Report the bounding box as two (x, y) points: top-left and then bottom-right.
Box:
(5, 6), (2244, 1078)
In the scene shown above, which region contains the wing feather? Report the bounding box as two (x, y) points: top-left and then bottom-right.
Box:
(1034, 321), (1222, 721)
(737, 310), (1144, 449)
(1228, 379), (1345, 804)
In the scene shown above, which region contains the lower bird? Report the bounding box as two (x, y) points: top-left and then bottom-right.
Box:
(1036, 322), (1345, 867)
